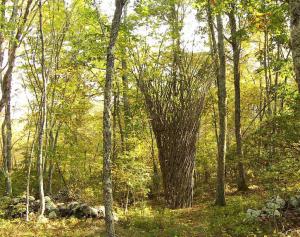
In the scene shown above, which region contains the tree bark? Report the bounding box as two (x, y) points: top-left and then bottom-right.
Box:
(47, 127), (60, 194)
(228, 5), (248, 191)
(103, 0), (126, 236)
(2, 90), (12, 196)
(215, 12), (227, 206)
(26, 123), (38, 222)
(121, 4), (130, 150)
(290, 0), (300, 93)
(37, 0), (46, 218)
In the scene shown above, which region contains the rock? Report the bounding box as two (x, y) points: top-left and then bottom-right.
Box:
(113, 212), (119, 222)
(81, 204), (99, 218)
(266, 196), (285, 210)
(57, 203), (69, 217)
(1, 195), (108, 220)
(67, 201), (80, 211)
(28, 196), (35, 202)
(11, 198), (21, 205)
(246, 209), (261, 219)
(48, 211), (57, 219)
(67, 201), (81, 216)
(45, 200), (57, 212)
(274, 196), (285, 209)
(266, 202), (280, 210)
(95, 206), (105, 218)
(31, 200), (40, 212)
(56, 202), (65, 208)
(289, 196), (300, 208)
(44, 196), (52, 203)
(273, 210), (281, 216)
(9, 203), (27, 218)
(37, 215), (48, 223)
(20, 195), (35, 203)
(45, 196), (57, 211)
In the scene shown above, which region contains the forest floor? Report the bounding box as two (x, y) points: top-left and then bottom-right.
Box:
(0, 189), (294, 237)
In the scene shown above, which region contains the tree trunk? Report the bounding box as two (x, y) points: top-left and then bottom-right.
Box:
(26, 125), (37, 222)
(37, 0), (46, 218)
(228, 5), (248, 191)
(121, 4), (130, 151)
(116, 84), (125, 152)
(2, 92), (12, 196)
(103, 1), (126, 236)
(112, 91), (117, 161)
(215, 11), (227, 206)
(47, 127), (60, 194)
(290, 0), (300, 93)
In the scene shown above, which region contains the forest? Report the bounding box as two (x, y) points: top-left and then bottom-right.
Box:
(0, 0), (300, 236)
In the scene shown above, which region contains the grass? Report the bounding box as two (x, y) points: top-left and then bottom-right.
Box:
(0, 190), (278, 237)
(117, 190), (270, 237)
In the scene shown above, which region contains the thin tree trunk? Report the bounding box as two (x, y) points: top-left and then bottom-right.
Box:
(47, 126), (60, 194)
(121, 3), (130, 151)
(26, 125), (37, 222)
(228, 5), (248, 191)
(215, 11), (227, 206)
(290, 0), (300, 93)
(116, 83), (125, 152)
(103, 1), (126, 236)
(37, 0), (46, 218)
(112, 92), (117, 161)
(263, 28), (272, 116)
(206, 0), (219, 146)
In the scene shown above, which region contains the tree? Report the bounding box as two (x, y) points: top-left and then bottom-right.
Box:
(0, 0), (34, 196)
(103, 0), (127, 236)
(37, 0), (47, 218)
(290, 0), (300, 93)
(228, 3), (248, 191)
(215, 5), (227, 206)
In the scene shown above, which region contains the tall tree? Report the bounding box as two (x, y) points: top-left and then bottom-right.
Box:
(0, 0), (12, 196)
(0, 0), (34, 196)
(215, 6), (227, 206)
(290, 0), (300, 93)
(228, 3), (248, 191)
(37, 0), (47, 218)
(103, 0), (126, 236)
(1, 87), (12, 195)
